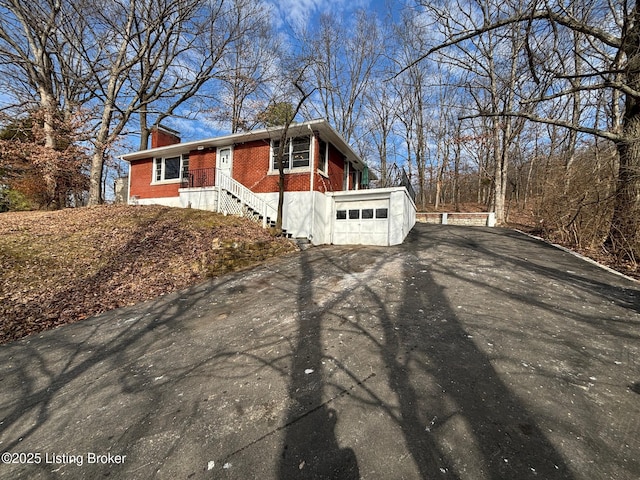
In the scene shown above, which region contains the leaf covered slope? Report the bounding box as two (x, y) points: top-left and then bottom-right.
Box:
(0, 205), (297, 344)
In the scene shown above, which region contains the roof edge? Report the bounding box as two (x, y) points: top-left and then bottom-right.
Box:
(119, 119), (366, 168)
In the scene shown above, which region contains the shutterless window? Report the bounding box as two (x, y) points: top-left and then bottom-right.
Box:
(336, 210), (347, 220)
(154, 154), (189, 182)
(271, 139), (289, 169)
(362, 209), (374, 219)
(291, 137), (310, 168)
(181, 154), (189, 179)
(349, 209), (360, 219)
(376, 208), (388, 219)
(164, 156), (180, 180)
(154, 159), (162, 182)
(319, 140), (328, 173)
(271, 136), (311, 170)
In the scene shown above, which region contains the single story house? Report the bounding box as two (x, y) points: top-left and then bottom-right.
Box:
(120, 119), (415, 246)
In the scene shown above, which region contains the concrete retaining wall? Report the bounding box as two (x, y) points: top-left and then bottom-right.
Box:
(417, 212), (496, 227)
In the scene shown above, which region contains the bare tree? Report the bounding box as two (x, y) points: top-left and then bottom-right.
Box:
(392, 9), (433, 208)
(266, 68), (315, 233)
(0, 0), (93, 207)
(305, 11), (381, 143)
(215, 12), (281, 133)
(133, 0), (267, 144)
(364, 85), (397, 187)
(1, 0), (63, 148)
(1, 0), (265, 205)
(410, 0), (640, 262)
(420, 0), (535, 222)
(81, 0), (261, 204)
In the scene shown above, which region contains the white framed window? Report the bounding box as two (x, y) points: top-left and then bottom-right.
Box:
(271, 136), (311, 171)
(318, 140), (328, 174)
(153, 154), (189, 183)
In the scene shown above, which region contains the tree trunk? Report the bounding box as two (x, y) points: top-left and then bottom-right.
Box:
(453, 138), (461, 212)
(607, 15), (640, 263)
(88, 110), (113, 205)
(379, 132), (388, 187)
(494, 158), (506, 223)
(139, 107), (149, 150)
(609, 116), (640, 262)
(276, 166), (285, 231)
(88, 149), (105, 205)
(275, 125), (291, 233)
(39, 89), (61, 208)
(491, 114), (507, 223)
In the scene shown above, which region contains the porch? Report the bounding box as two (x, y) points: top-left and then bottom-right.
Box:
(181, 167), (216, 188)
(179, 168), (277, 230)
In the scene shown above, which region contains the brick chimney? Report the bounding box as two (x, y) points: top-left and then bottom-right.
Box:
(150, 125), (181, 148)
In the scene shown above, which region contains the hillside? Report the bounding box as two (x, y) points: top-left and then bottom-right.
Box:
(0, 205), (297, 344)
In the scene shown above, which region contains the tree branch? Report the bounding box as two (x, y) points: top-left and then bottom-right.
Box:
(393, 8), (621, 78)
(458, 110), (622, 142)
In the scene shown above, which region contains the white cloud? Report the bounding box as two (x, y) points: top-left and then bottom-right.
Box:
(267, 0), (370, 32)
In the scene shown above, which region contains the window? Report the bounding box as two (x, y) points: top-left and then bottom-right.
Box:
(153, 154), (189, 183)
(362, 209), (374, 219)
(376, 208), (388, 219)
(318, 140), (328, 174)
(164, 156), (180, 179)
(182, 154), (189, 179)
(349, 209), (360, 219)
(272, 136), (310, 170)
(336, 210), (347, 220)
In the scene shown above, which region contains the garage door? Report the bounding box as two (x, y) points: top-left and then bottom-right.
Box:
(333, 199), (390, 245)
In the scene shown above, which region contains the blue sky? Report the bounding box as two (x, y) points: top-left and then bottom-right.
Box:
(163, 0), (402, 146)
(267, 0), (393, 32)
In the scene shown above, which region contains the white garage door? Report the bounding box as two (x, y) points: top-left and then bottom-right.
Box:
(333, 199), (390, 245)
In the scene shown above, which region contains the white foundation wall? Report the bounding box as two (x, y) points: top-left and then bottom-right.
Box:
(129, 189), (219, 211)
(389, 188), (417, 245)
(178, 187), (218, 210)
(130, 187), (416, 246)
(130, 196), (183, 208)
(256, 192), (329, 243)
(311, 192), (333, 245)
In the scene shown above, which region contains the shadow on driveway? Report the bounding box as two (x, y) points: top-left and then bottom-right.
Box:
(1, 224), (638, 479)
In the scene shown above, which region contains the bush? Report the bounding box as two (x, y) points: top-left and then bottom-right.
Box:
(0, 186), (32, 212)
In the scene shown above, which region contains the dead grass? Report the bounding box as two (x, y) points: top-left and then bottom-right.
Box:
(0, 204), (298, 344)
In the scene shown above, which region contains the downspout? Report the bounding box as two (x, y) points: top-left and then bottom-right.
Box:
(216, 167), (222, 214)
(127, 161), (132, 204)
(310, 131), (316, 242)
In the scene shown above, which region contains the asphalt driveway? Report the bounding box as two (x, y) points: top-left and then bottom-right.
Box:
(1, 224), (639, 479)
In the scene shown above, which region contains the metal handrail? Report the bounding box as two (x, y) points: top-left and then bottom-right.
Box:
(183, 168), (215, 188)
(401, 167), (416, 201)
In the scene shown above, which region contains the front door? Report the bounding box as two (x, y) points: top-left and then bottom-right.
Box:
(217, 147), (233, 178)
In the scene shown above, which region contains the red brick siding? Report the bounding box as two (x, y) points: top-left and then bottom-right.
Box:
(129, 158), (180, 198)
(232, 139), (312, 193)
(150, 128), (180, 148)
(232, 140), (270, 190)
(189, 149), (215, 170)
(325, 143), (346, 192)
(130, 135), (349, 198)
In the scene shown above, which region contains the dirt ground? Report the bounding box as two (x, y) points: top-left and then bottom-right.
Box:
(0, 224), (638, 479)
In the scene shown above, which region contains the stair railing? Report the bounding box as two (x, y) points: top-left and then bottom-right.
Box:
(216, 170), (277, 228)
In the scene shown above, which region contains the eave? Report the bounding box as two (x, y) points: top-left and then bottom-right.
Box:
(119, 118), (370, 172)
